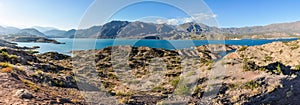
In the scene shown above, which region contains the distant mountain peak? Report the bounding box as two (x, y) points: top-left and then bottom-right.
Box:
(17, 28), (46, 37)
(0, 26), (20, 35)
(31, 26), (58, 33)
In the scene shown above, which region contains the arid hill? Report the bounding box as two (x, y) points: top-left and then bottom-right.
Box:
(1, 39), (300, 104)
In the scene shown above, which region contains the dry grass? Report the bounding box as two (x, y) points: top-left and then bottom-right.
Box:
(1, 67), (13, 73)
(21, 79), (40, 92)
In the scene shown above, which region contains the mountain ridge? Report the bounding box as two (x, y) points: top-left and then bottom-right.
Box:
(1, 21), (300, 39)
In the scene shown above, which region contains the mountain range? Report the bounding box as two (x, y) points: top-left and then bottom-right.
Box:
(1, 21), (300, 39)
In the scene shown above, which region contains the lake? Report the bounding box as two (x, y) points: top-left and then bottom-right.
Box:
(15, 38), (298, 55)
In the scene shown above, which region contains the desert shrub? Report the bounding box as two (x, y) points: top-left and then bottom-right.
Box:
(243, 80), (260, 90)
(116, 91), (133, 96)
(186, 71), (196, 77)
(269, 64), (283, 75)
(9, 54), (18, 59)
(21, 79), (40, 91)
(243, 61), (259, 71)
(1, 51), (9, 58)
(170, 77), (180, 87)
(174, 85), (190, 95)
(193, 85), (203, 93)
(264, 55), (273, 61)
(205, 60), (214, 66)
(207, 65), (213, 70)
(0, 62), (13, 68)
(205, 60), (214, 70)
(238, 46), (248, 52)
(52, 79), (65, 87)
(152, 86), (165, 92)
(279, 49), (283, 54)
(289, 43), (299, 50)
(1, 67), (13, 73)
(258, 67), (266, 71)
(294, 65), (300, 71)
(227, 83), (239, 89)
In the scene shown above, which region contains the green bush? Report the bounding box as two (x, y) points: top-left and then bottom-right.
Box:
(174, 85), (190, 95)
(0, 62), (13, 68)
(238, 46), (248, 52)
(243, 80), (260, 90)
(152, 86), (165, 92)
(170, 77), (180, 87)
(272, 64), (283, 75)
(9, 54), (18, 59)
(264, 56), (273, 61)
(295, 65), (300, 71)
(279, 49), (283, 54)
(1, 51), (9, 58)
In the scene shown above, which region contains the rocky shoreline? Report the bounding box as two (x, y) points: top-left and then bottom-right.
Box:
(0, 39), (300, 104)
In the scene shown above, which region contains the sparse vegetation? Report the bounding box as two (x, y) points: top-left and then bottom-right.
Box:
(258, 67), (266, 71)
(264, 55), (273, 61)
(227, 83), (239, 89)
(52, 79), (65, 87)
(273, 64), (283, 75)
(1, 51), (9, 58)
(152, 86), (165, 92)
(295, 65), (300, 71)
(116, 91), (133, 96)
(289, 43), (299, 50)
(170, 77), (180, 87)
(243, 61), (259, 71)
(21, 79), (40, 91)
(279, 49), (283, 54)
(1, 67), (13, 73)
(243, 80), (260, 90)
(193, 84), (203, 93)
(0, 62), (13, 68)
(174, 85), (190, 95)
(9, 54), (18, 59)
(238, 46), (248, 52)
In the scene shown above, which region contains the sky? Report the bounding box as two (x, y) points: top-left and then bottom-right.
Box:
(0, 0), (300, 30)
(0, 0), (93, 30)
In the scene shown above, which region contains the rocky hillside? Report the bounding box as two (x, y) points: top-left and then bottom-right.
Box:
(0, 39), (38, 49)
(71, 40), (300, 104)
(218, 40), (300, 104)
(1, 39), (300, 104)
(70, 45), (241, 104)
(0, 46), (86, 104)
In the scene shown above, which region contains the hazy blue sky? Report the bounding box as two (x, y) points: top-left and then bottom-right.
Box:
(205, 0), (300, 28)
(0, 0), (300, 30)
(0, 0), (93, 30)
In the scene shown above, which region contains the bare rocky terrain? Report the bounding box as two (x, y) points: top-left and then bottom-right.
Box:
(0, 47), (86, 104)
(0, 39), (300, 104)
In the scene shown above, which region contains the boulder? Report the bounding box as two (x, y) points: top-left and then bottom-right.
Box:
(14, 89), (33, 99)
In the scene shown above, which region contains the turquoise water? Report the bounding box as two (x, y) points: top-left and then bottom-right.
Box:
(15, 38), (298, 55)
